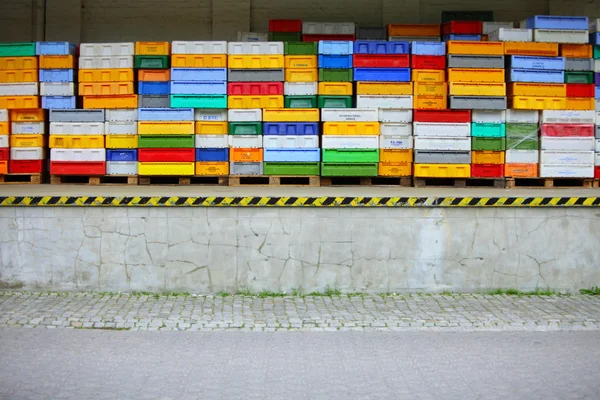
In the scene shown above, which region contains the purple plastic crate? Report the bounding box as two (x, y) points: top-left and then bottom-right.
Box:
(353, 40), (409, 54)
(595, 73), (600, 86)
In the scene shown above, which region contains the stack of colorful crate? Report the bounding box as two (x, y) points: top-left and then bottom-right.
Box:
(195, 108), (229, 177)
(319, 40), (354, 109)
(470, 110), (506, 178)
(37, 42), (77, 109)
(592, 19), (600, 115)
(412, 41), (447, 110)
(504, 110), (540, 179)
(284, 41), (318, 108)
(0, 43), (39, 111)
(378, 105), (414, 178)
(302, 22), (356, 43)
(9, 108), (46, 175)
(269, 19), (302, 42)
(105, 108), (138, 176)
(442, 20), (482, 42)
(388, 24), (441, 42)
(136, 41), (171, 102)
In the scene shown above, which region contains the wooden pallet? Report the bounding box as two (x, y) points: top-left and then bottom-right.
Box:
(138, 175), (228, 185)
(414, 177), (505, 188)
(229, 175), (320, 187)
(506, 177), (597, 189)
(0, 173), (42, 184)
(320, 176), (412, 187)
(50, 175), (138, 185)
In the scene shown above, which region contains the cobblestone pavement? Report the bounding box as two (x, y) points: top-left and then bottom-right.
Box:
(1, 292), (599, 332)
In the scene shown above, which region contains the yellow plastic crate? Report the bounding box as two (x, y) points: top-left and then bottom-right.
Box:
(560, 44), (592, 58)
(10, 109), (45, 122)
(138, 121), (195, 135)
(414, 82), (447, 96)
(449, 82), (506, 96)
(447, 68), (505, 83)
(78, 69), (135, 82)
(39, 55), (75, 69)
(138, 162), (195, 176)
(105, 135), (138, 149)
(379, 149), (412, 163)
(323, 122), (380, 135)
(195, 121), (228, 135)
(195, 162), (229, 176)
(135, 41), (170, 55)
(318, 82), (353, 95)
(356, 82), (412, 95)
(414, 164), (471, 178)
(0, 70), (37, 83)
(447, 41), (504, 55)
(49, 135), (104, 149)
(0, 160), (6, 175)
(227, 95), (284, 109)
(504, 42), (559, 57)
(378, 162), (412, 177)
(0, 122), (9, 135)
(263, 108), (320, 122)
(284, 55), (317, 69)
(412, 69), (445, 83)
(78, 82), (135, 96)
(285, 68), (318, 82)
(171, 54), (227, 68)
(10, 134), (44, 147)
(472, 151), (505, 164)
(413, 95), (446, 110)
(565, 97), (595, 110)
(83, 95), (138, 109)
(0, 57), (37, 70)
(508, 96), (566, 110)
(507, 83), (566, 97)
(0, 96), (38, 109)
(228, 55), (284, 69)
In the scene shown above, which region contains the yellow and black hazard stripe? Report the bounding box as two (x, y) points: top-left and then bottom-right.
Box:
(0, 196), (599, 207)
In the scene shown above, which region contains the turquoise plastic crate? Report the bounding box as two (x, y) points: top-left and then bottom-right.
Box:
(0, 42), (35, 57)
(471, 123), (506, 138)
(170, 95), (227, 108)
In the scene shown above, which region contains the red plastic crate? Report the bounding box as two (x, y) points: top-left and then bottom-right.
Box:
(227, 82), (283, 96)
(138, 148), (195, 162)
(471, 164), (504, 178)
(442, 21), (482, 35)
(0, 148), (8, 161)
(353, 54), (410, 68)
(566, 84), (595, 98)
(413, 109), (471, 123)
(302, 34), (355, 42)
(9, 160), (43, 174)
(411, 55), (446, 70)
(541, 124), (595, 137)
(269, 19), (302, 33)
(595, 166), (600, 179)
(50, 162), (106, 175)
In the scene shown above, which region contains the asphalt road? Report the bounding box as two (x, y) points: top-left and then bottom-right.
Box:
(0, 330), (598, 400)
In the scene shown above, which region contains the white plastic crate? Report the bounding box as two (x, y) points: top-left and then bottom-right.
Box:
(506, 109), (539, 124)
(378, 109), (412, 123)
(79, 43), (134, 57)
(229, 135), (263, 148)
(284, 82), (317, 96)
(50, 122), (105, 135)
(227, 42), (284, 55)
(380, 123), (412, 136)
(0, 83), (38, 96)
(105, 109), (137, 122)
(519, 20), (528, 29)
(596, 139), (600, 152)
(596, 100), (600, 112)
(321, 108), (378, 122)
(106, 161), (137, 175)
(379, 135), (414, 149)
(302, 22), (355, 35)
(506, 150), (539, 164)
(11, 122), (45, 134)
(228, 109), (261, 122)
(195, 109), (228, 121)
(195, 134), (229, 148)
(263, 135), (319, 149)
(414, 137), (472, 151)
(541, 137), (595, 151)
(595, 60), (600, 73)
(237, 32), (268, 42)
(414, 122), (471, 137)
(172, 41), (227, 55)
(10, 147), (44, 160)
(541, 150), (595, 164)
(540, 164), (594, 178)
(0, 135), (7, 148)
(595, 111), (600, 125)
(471, 110), (506, 123)
(590, 18), (600, 33)
(321, 135), (379, 149)
(595, 153), (600, 166)
(356, 95), (413, 109)
(50, 148), (106, 162)
(542, 110), (595, 124)
(534, 29), (588, 44)
(40, 82), (75, 96)
(482, 21), (514, 35)
(104, 121), (137, 135)
(78, 56), (134, 69)
(0, 109), (7, 122)
(488, 28), (532, 42)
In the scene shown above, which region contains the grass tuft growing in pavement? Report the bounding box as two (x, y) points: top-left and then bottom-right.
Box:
(485, 288), (562, 296)
(257, 291), (287, 298)
(580, 287), (600, 295)
(216, 291), (230, 297)
(309, 286), (342, 297)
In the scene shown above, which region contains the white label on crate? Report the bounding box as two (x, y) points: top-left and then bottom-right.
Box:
(321, 108), (378, 122)
(78, 56), (134, 69)
(195, 109), (228, 122)
(237, 32), (268, 42)
(356, 95), (413, 109)
(414, 122), (471, 137)
(40, 82), (75, 96)
(471, 110), (506, 123)
(105, 109), (137, 122)
(488, 28), (532, 42)
(10, 147), (44, 160)
(0, 110), (7, 122)
(534, 29), (588, 44)
(540, 164), (594, 178)
(506, 109), (539, 124)
(50, 148), (106, 162)
(302, 22), (355, 35)
(11, 122), (44, 134)
(79, 43), (135, 57)
(171, 41), (227, 55)
(228, 135), (263, 148)
(322, 135), (379, 149)
(263, 135), (319, 149)
(378, 109), (413, 122)
(0, 83), (38, 96)
(542, 110), (596, 124)
(227, 42), (284, 55)
(414, 137), (472, 151)
(379, 136), (414, 149)
(541, 137), (596, 151)
(50, 122), (105, 135)
(194, 134), (229, 148)
(227, 109), (261, 122)
(506, 150), (539, 164)
(284, 82), (317, 96)
(541, 151), (595, 164)
(106, 161), (137, 175)
(105, 121), (137, 135)
(482, 21), (514, 35)
(0, 135), (8, 148)
(380, 123), (412, 137)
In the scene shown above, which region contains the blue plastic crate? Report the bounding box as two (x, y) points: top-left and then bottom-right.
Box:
(106, 149), (138, 162)
(509, 56), (565, 70)
(526, 15), (588, 30)
(353, 41), (409, 55)
(596, 86), (600, 99)
(318, 55), (353, 69)
(170, 68), (227, 81)
(263, 122), (320, 135)
(318, 41), (353, 55)
(42, 96), (76, 109)
(443, 34), (482, 41)
(509, 69), (564, 83)
(39, 69), (74, 82)
(590, 32), (600, 45)
(170, 81), (227, 95)
(263, 148), (321, 162)
(138, 81), (170, 95)
(35, 42), (77, 55)
(137, 108), (195, 121)
(195, 148), (229, 162)
(353, 68), (411, 82)
(411, 41), (446, 56)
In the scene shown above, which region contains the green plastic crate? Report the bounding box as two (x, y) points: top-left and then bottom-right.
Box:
(441, 11), (494, 22)
(285, 95), (317, 108)
(505, 123), (538, 137)
(318, 68), (353, 82)
(285, 41), (318, 55)
(594, 46), (600, 60)
(564, 71), (593, 84)
(263, 162), (320, 175)
(135, 56), (170, 69)
(269, 32), (303, 42)
(138, 135), (195, 148)
(228, 122), (262, 135)
(471, 123), (506, 138)
(472, 137), (506, 151)
(318, 95), (353, 108)
(0, 42), (35, 57)
(170, 95), (227, 108)
(322, 149), (379, 163)
(506, 137), (539, 150)
(321, 163), (379, 177)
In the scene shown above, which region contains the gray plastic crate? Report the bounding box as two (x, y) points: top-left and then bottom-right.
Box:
(447, 55), (505, 69)
(596, 125), (600, 139)
(49, 109), (105, 122)
(138, 95), (170, 108)
(356, 27), (386, 40)
(414, 150), (471, 164)
(228, 69), (284, 82)
(230, 162), (263, 175)
(450, 96), (507, 110)
(564, 58), (594, 72)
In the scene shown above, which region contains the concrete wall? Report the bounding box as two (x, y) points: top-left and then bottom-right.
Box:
(1, 207), (598, 293)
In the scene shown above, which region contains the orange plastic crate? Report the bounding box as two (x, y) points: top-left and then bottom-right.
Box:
(79, 82), (135, 96)
(504, 42), (559, 57)
(565, 97), (595, 110)
(39, 55), (74, 69)
(0, 70), (37, 83)
(10, 109), (45, 122)
(138, 69), (170, 81)
(560, 44), (592, 58)
(230, 148), (263, 162)
(135, 41), (170, 55)
(412, 69), (445, 83)
(78, 69), (135, 82)
(447, 41), (504, 55)
(0, 160), (7, 175)
(195, 162), (229, 176)
(472, 151), (505, 164)
(378, 162), (412, 176)
(507, 83), (566, 97)
(413, 95), (447, 109)
(505, 163), (538, 178)
(447, 68), (505, 83)
(0, 57), (37, 70)
(0, 96), (39, 109)
(379, 149), (412, 163)
(0, 122), (8, 134)
(83, 95), (138, 109)
(387, 24), (440, 37)
(414, 82), (447, 96)
(171, 54), (227, 68)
